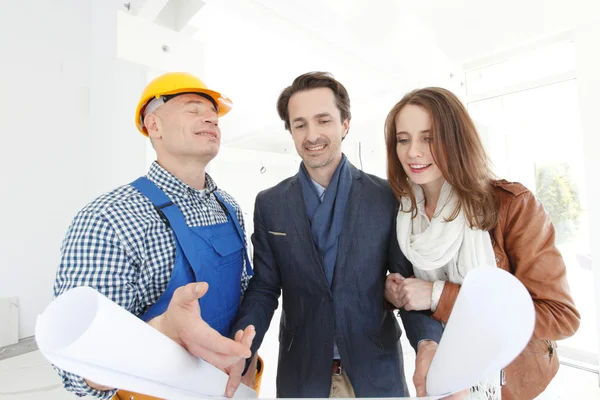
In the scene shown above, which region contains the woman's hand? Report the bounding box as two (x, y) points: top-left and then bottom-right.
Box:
(397, 277), (434, 311)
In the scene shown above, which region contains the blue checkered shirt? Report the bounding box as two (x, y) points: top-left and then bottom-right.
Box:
(52, 161), (251, 399)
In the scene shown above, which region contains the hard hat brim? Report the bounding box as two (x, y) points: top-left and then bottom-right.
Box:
(136, 87), (232, 136)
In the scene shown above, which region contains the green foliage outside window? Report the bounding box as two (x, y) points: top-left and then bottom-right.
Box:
(535, 162), (583, 244)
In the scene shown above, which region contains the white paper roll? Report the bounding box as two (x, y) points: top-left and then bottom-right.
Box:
(35, 286), (256, 399)
(425, 267), (535, 397)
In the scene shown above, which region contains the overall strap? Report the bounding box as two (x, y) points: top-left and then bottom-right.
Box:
(130, 177), (197, 255)
(213, 192), (254, 276)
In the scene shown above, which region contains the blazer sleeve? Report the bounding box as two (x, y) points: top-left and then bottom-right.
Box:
(230, 193), (282, 361)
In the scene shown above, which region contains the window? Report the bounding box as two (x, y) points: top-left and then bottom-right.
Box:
(465, 40), (577, 100)
(466, 41), (597, 368)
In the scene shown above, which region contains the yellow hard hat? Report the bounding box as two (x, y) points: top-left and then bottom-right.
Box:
(135, 72), (233, 136)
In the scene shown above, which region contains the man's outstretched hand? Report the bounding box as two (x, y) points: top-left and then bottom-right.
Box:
(148, 282), (253, 369)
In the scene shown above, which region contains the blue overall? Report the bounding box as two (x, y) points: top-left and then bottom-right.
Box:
(131, 177), (252, 336)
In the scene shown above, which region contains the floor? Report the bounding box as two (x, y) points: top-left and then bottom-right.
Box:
(1, 314), (599, 399)
(0, 350), (77, 399)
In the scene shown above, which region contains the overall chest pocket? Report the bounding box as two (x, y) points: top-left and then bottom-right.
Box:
(194, 231), (244, 268)
(210, 232), (244, 267)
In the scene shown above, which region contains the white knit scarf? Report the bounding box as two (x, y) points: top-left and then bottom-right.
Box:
(396, 181), (496, 284)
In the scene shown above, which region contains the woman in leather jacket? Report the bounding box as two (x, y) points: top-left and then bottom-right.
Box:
(383, 87), (581, 400)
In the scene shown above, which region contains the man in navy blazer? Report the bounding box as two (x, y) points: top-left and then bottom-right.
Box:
(226, 72), (446, 398)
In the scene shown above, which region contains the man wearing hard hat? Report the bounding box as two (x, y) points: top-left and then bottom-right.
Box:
(52, 72), (262, 399)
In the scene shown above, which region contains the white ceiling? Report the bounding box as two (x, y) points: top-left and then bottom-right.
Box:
(129, 0), (600, 153)
(405, 0), (600, 65)
(186, 0), (464, 151)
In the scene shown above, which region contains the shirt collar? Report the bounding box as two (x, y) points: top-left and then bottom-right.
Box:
(146, 161), (217, 198)
(310, 178), (326, 201)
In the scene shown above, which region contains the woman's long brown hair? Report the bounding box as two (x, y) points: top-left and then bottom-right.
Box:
(385, 87), (498, 230)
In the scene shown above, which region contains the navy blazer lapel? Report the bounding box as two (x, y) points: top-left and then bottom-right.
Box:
(334, 165), (364, 280)
(286, 175), (332, 292)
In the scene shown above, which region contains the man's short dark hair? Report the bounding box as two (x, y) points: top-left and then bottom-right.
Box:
(276, 72), (351, 131)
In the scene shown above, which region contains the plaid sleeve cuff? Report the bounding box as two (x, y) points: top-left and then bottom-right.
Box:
(55, 367), (117, 399)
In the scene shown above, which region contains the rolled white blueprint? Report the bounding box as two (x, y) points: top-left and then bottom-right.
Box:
(35, 286), (256, 399)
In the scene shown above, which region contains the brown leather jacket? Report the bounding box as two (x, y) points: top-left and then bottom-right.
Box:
(431, 180), (581, 399)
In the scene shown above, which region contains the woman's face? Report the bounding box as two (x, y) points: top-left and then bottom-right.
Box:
(394, 104), (444, 189)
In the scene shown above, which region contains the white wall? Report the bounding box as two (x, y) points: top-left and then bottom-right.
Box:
(208, 146), (302, 231)
(0, 0), (213, 340)
(0, 0), (148, 339)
